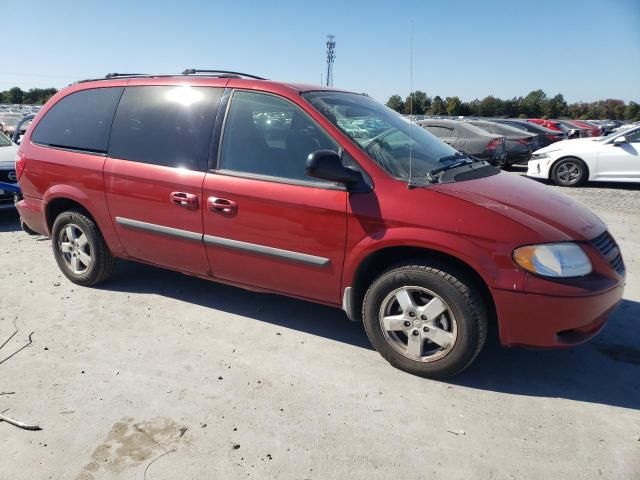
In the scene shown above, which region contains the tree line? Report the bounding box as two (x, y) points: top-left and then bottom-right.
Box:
(1, 87), (58, 105)
(385, 89), (640, 121)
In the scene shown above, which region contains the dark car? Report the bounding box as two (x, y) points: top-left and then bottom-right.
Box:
(493, 119), (566, 147)
(463, 120), (537, 167)
(15, 70), (625, 379)
(417, 119), (507, 166)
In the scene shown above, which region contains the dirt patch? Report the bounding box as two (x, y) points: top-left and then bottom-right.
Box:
(75, 417), (187, 479)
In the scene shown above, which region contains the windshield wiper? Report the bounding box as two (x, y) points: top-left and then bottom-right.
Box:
(425, 154), (475, 183)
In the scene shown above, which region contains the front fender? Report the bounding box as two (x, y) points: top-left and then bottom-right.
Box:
(342, 226), (525, 292)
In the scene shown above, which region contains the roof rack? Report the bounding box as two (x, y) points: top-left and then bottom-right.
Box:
(105, 72), (149, 79)
(75, 69), (266, 84)
(182, 69), (266, 80)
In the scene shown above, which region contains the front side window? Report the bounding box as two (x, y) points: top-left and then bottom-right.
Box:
(303, 91), (457, 179)
(109, 86), (222, 171)
(31, 87), (124, 153)
(219, 91), (338, 182)
(624, 128), (640, 143)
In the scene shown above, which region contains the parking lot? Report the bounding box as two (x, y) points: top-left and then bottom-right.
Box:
(1, 174), (638, 480)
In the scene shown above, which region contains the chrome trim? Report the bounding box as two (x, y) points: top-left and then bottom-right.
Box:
(115, 217), (202, 242)
(114, 216), (329, 267)
(203, 234), (330, 267)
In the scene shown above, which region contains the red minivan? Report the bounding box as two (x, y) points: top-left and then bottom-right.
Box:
(15, 71), (625, 378)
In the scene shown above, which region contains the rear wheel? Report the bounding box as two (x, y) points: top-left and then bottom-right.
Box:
(362, 263), (488, 379)
(551, 157), (587, 186)
(51, 210), (115, 286)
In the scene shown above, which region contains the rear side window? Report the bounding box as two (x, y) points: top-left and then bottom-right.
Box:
(108, 86), (222, 171)
(31, 87), (123, 153)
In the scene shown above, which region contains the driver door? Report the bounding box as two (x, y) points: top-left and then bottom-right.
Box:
(596, 129), (640, 180)
(202, 90), (348, 303)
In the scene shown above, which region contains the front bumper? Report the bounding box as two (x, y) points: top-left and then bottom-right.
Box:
(493, 283), (624, 347)
(526, 157), (554, 179)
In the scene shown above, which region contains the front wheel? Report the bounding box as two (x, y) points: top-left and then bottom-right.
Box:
(51, 210), (115, 286)
(362, 263), (488, 379)
(551, 157), (587, 186)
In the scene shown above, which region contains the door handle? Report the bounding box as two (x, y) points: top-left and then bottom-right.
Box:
(207, 197), (237, 215)
(170, 192), (199, 209)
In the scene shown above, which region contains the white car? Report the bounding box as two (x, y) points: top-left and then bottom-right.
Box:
(527, 126), (640, 186)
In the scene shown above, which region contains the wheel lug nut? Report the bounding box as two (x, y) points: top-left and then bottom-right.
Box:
(412, 330), (419, 336)
(423, 326), (429, 332)
(409, 312), (416, 317)
(421, 315), (427, 320)
(404, 321), (411, 327)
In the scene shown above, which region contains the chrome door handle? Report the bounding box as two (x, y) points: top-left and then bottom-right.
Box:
(208, 197), (237, 215)
(170, 192), (199, 209)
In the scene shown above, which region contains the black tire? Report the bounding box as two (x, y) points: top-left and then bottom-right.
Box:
(20, 219), (38, 235)
(51, 210), (115, 286)
(551, 157), (587, 187)
(362, 262), (488, 379)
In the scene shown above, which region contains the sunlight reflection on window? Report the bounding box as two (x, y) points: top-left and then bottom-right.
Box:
(165, 86), (204, 107)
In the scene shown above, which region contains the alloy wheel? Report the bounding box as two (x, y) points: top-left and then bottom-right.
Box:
(556, 161), (582, 185)
(58, 223), (92, 274)
(379, 286), (457, 362)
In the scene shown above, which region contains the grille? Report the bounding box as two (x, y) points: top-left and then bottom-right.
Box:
(591, 231), (625, 275)
(0, 170), (16, 183)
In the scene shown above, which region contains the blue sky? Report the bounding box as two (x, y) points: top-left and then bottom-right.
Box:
(1, 0), (638, 103)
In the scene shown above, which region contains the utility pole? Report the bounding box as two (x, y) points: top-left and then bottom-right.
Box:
(326, 34), (336, 87)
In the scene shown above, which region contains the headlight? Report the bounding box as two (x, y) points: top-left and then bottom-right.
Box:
(513, 243), (592, 277)
(531, 152), (549, 160)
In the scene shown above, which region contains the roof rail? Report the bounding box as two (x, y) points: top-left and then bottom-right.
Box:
(182, 69), (266, 80)
(74, 69), (266, 85)
(105, 72), (148, 79)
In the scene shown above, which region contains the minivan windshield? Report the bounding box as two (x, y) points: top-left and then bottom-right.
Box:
(303, 91), (461, 180)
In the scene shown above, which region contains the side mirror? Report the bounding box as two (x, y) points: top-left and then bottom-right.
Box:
(612, 136), (627, 146)
(305, 150), (365, 188)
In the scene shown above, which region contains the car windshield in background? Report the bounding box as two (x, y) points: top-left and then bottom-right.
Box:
(302, 91), (458, 180)
(0, 132), (12, 147)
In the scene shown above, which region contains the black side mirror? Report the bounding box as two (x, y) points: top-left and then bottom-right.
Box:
(305, 150), (365, 188)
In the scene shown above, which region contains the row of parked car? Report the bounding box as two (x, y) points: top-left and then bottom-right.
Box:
(0, 105), (38, 138)
(415, 116), (632, 168)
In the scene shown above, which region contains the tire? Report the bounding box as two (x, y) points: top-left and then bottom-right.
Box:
(551, 157), (587, 187)
(51, 210), (115, 286)
(20, 219), (38, 235)
(362, 262), (488, 379)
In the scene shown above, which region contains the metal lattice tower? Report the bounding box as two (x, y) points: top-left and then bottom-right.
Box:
(325, 35), (336, 87)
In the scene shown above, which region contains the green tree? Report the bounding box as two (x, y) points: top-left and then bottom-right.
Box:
(429, 95), (446, 115)
(521, 89), (547, 117)
(385, 94), (405, 113)
(403, 90), (430, 115)
(624, 101), (640, 121)
(7, 87), (24, 104)
(543, 94), (567, 118)
(478, 95), (501, 117)
(445, 96), (463, 116)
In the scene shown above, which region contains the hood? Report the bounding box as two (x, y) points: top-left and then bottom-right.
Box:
(432, 172), (605, 241)
(0, 143), (18, 168)
(534, 137), (599, 154)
